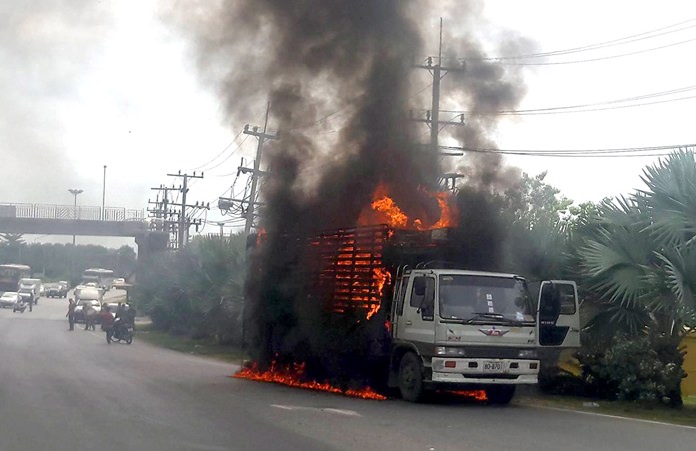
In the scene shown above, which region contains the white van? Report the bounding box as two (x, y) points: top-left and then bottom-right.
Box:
(75, 286), (103, 303)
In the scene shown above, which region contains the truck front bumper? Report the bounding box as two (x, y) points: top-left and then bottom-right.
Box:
(430, 357), (539, 385)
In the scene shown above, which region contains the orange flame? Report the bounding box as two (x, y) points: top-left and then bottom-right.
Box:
(449, 390), (488, 401)
(371, 197), (408, 228)
(366, 267), (391, 320)
(234, 361), (387, 400)
(359, 183), (456, 230)
(256, 228), (268, 246)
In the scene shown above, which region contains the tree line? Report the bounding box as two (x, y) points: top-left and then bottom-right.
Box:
(0, 239), (137, 285)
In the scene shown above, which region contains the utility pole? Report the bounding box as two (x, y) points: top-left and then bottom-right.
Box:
(148, 184), (180, 248)
(412, 18), (466, 189)
(241, 102), (278, 235)
(149, 173), (209, 250)
(166, 171), (206, 249)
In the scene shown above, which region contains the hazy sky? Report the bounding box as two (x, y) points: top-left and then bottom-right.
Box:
(2, 0), (695, 244)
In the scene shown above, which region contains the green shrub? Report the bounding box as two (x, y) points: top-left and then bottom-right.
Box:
(579, 332), (685, 406)
(134, 234), (246, 342)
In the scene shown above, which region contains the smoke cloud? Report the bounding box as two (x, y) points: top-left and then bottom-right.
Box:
(167, 1), (532, 377)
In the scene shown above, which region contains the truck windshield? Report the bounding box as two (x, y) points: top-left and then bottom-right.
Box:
(438, 275), (534, 323)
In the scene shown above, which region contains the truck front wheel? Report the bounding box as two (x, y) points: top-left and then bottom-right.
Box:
(399, 352), (425, 402)
(486, 385), (516, 405)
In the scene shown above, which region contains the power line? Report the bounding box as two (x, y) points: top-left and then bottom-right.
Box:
(187, 129), (244, 172)
(437, 84), (696, 116)
(439, 144), (695, 158)
(461, 18), (696, 61)
(203, 135), (250, 173)
(485, 37), (696, 66)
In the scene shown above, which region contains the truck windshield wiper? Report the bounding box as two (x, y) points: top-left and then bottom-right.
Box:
(464, 312), (523, 326)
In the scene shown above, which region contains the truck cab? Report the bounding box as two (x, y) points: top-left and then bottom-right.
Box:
(18, 278), (42, 305)
(387, 269), (579, 403)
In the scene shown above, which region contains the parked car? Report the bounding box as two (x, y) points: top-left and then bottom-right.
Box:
(0, 292), (20, 308)
(112, 278), (126, 286)
(73, 299), (102, 323)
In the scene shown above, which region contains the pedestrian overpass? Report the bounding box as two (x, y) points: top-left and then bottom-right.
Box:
(0, 203), (168, 256)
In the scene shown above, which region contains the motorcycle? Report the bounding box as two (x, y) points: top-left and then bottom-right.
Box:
(13, 295), (32, 313)
(13, 299), (27, 313)
(106, 321), (133, 344)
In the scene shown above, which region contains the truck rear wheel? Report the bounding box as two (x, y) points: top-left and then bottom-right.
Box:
(399, 352), (425, 402)
(486, 385), (516, 405)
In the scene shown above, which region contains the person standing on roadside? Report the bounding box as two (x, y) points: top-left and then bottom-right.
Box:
(67, 299), (76, 331)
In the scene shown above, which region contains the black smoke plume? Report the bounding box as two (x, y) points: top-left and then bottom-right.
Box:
(169, 1), (531, 380)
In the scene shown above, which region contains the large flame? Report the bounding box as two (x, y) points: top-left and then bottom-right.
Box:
(234, 361), (387, 400)
(359, 183), (456, 230)
(366, 267), (392, 320)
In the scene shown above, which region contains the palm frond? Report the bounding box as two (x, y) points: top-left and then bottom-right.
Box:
(638, 150), (696, 246)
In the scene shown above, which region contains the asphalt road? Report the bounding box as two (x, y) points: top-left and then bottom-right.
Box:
(0, 293), (694, 451)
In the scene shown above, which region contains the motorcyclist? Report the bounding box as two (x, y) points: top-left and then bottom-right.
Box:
(112, 303), (132, 340)
(101, 305), (115, 339)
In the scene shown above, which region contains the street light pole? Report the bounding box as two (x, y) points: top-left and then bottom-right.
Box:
(102, 165), (107, 220)
(68, 188), (83, 245)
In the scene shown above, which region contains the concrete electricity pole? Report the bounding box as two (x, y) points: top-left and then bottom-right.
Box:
(412, 18), (466, 190)
(242, 102), (278, 235)
(166, 171), (206, 249)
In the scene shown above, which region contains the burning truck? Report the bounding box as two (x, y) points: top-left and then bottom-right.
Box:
(240, 192), (580, 404)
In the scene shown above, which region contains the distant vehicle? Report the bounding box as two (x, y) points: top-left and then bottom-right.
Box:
(39, 284), (45, 296)
(102, 301), (120, 310)
(0, 291), (20, 308)
(0, 264), (32, 293)
(18, 278), (41, 304)
(112, 277), (126, 286)
(45, 283), (68, 298)
(82, 268), (115, 291)
(74, 286), (103, 303)
(74, 299), (102, 324)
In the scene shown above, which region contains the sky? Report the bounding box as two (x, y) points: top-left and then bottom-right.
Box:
(1, 0), (695, 246)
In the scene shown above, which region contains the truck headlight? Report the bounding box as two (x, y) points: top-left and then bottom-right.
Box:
(518, 349), (537, 359)
(435, 346), (467, 357)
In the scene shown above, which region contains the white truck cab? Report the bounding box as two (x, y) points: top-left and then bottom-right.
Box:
(387, 269), (579, 403)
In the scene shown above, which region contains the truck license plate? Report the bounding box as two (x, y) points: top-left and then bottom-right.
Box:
(483, 361), (503, 371)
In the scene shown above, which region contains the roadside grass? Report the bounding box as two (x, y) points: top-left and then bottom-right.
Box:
(516, 392), (696, 427)
(137, 323), (248, 364)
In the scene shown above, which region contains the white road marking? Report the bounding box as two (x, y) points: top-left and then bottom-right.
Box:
(271, 404), (362, 417)
(534, 405), (696, 430)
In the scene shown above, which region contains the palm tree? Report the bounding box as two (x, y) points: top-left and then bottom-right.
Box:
(579, 151), (696, 335)
(0, 233), (25, 246)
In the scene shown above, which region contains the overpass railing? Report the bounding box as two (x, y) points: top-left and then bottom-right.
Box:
(0, 203), (145, 222)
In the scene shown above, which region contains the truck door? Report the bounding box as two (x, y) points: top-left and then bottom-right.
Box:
(389, 276), (409, 338)
(396, 275), (436, 347)
(537, 280), (580, 348)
